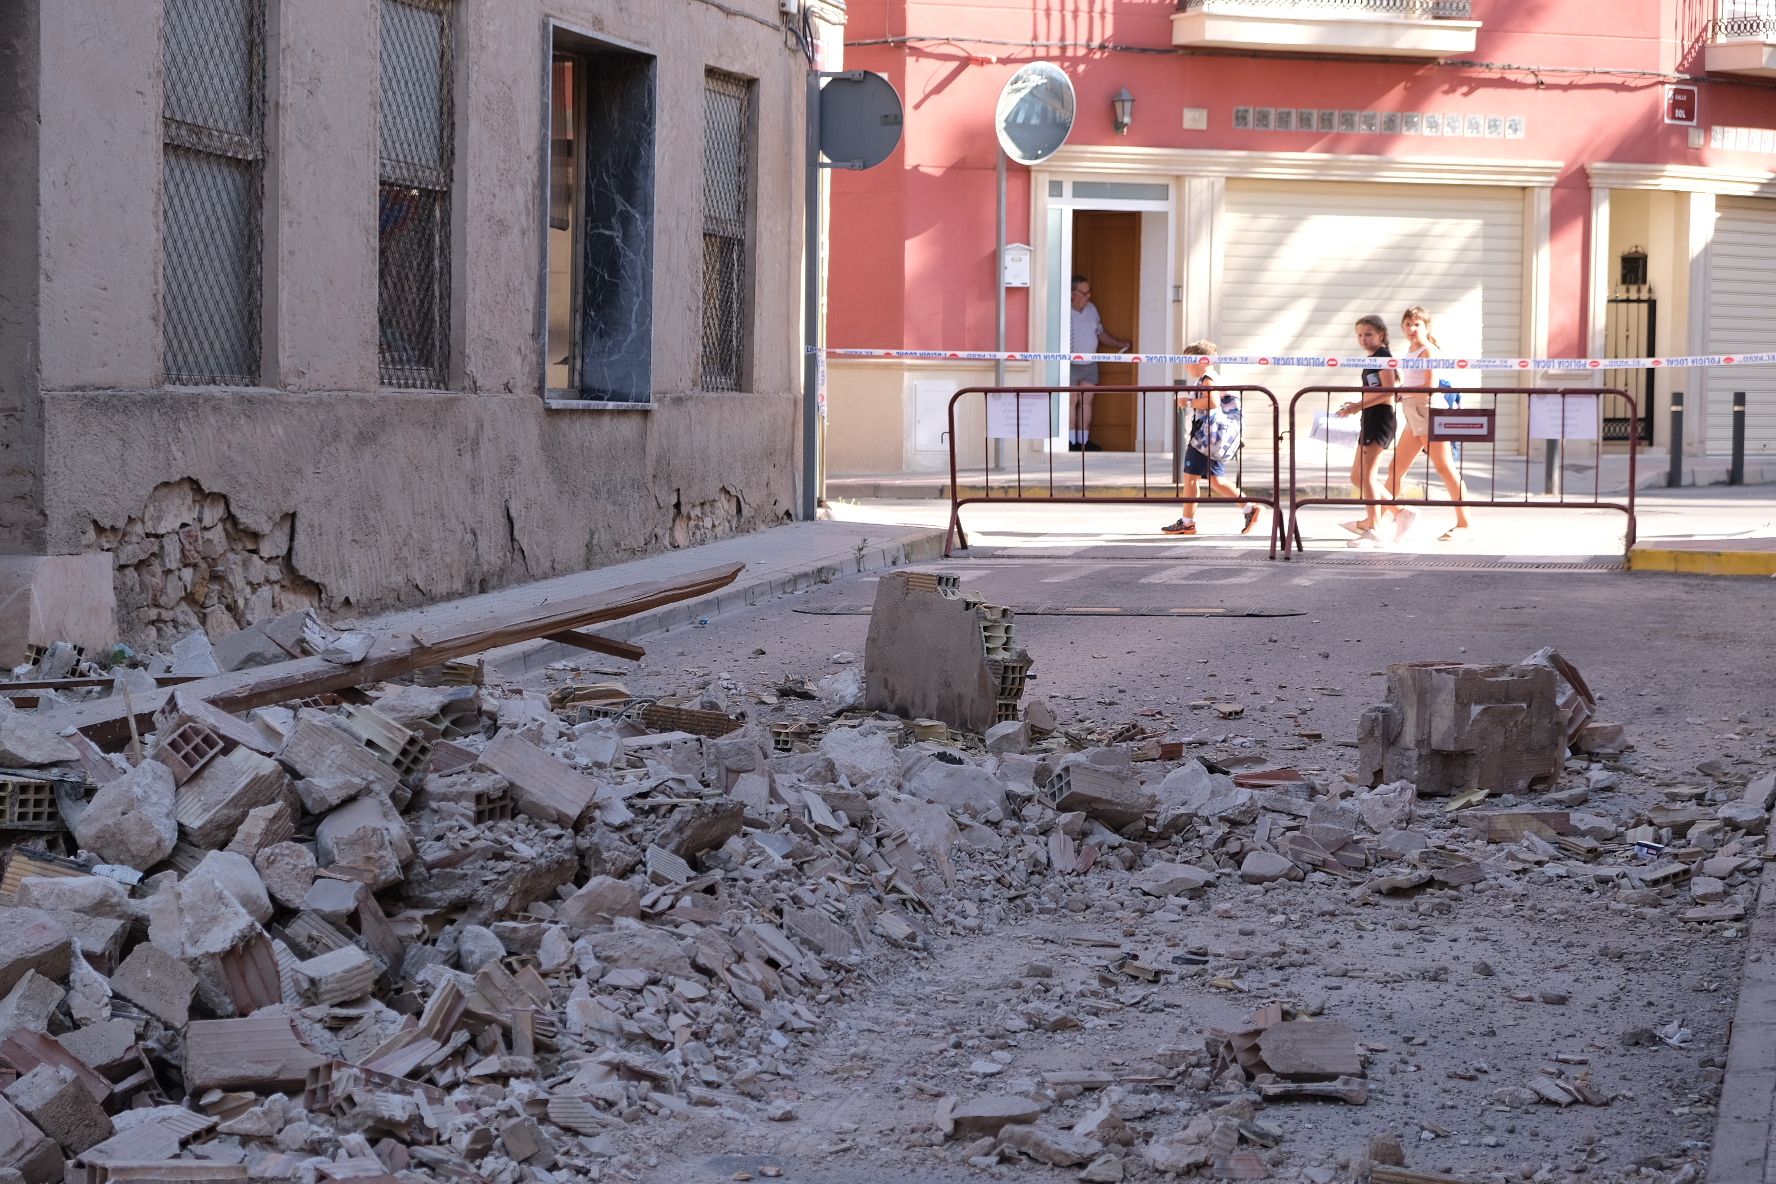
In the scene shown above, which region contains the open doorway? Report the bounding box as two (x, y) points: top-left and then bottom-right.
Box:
(1070, 211), (1141, 451)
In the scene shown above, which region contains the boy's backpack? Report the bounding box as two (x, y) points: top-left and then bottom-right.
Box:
(1191, 402), (1243, 463)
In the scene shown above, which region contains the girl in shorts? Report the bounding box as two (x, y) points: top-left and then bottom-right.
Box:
(1333, 314), (1398, 544)
(1387, 306), (1471, 541)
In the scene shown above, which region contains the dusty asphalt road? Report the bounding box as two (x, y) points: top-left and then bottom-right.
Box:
(555, 552), (1776, 1184)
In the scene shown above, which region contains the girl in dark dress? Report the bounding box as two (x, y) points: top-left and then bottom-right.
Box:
(1333, 314), (1398, 543)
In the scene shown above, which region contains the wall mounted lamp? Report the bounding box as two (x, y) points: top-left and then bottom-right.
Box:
(1111, 87), (1134, 135)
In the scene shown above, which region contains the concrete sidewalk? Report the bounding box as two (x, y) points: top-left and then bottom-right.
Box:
(338, 519), (945, 677)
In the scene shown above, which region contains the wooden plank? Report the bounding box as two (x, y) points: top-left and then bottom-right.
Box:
(542, 630), (646, 661)
(42, 564), (743, 746)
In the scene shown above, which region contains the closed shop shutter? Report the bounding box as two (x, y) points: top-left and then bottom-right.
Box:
(1707, 197), (1776, 456)
(1220, 180), (1527, 452)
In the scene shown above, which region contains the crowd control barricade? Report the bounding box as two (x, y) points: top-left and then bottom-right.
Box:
(945, 384), (1285, 559)
(1284, 386), (1639, 558)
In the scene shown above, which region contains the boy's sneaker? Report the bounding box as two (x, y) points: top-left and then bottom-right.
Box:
(1241, 505), (1262, 535)
(1160, 519), (1197, 536)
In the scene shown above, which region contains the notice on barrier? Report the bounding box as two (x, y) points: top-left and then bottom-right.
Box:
(1528, 393), (1600, 441)
(986, 392), (1053, 439)
(1428, 407), (1496, 442)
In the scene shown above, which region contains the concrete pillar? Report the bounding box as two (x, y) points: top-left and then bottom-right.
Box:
(0, 1), (44, 551)
(1681, 189), (1715, 455)
(37, 0), (161, 391)
(266, 0), (379, 391)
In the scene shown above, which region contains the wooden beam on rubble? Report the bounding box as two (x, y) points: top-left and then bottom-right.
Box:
(40, 564), (742, 748)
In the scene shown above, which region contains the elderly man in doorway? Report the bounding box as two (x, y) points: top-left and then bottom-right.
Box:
(1068, 275), (1131, 451)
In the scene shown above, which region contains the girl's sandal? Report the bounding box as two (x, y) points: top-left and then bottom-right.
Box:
(1340, 520), (1372, 535)
(1438, 525), (1470, 542)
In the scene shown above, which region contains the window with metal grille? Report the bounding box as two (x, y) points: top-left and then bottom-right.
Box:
(162, 0), (265, 386)
(378, 0), (453, 389)
(701, 72), (754, 392)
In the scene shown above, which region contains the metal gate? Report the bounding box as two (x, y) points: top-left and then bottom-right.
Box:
(1604, 286), (1655, 444)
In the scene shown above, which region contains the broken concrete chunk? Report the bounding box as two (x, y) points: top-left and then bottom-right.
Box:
(657, 801), (744, 860)
(1153, 762), (1256, 829)
(984, 720), (1029, 755)
(1359, 661), (1564, 797)
(997, 1122), (1102, 1167)
(182, 1016), (326, 1092)
(1239, 851), (1298, 884)
(476, 732), (597, 828)
(184, 850), (272, 924)
(293, 946), (378, 1005)
(864, 571), (1033, 733)
(557, 876), (642, 930)
(0, 1095), (60, 1184)
(0, 973), (64, 1044)
(1254, 1020), (1362, 1079)
(1052, 764), (1154, 830)
(2, 1064), (112, 1155)
(584, 923), (694, 979)
(817, 727), (899, 786)
(0, 708), (78, 767)
(109, 944), (198, 1027)
(0, 910), (72, 997)
(1133, 861), (1215, 897)
(71, 759), (179, 870)
(314, 793), (413, 889)
(253, 841), (318, 910)
(146, 872), (259, 960)
(174, 747), (288, 848)
(277, 713), (396, 812)
(1353, 780), (1415, 833)
(14, 874), (130, 920)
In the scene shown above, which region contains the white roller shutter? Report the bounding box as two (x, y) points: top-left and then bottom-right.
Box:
(1220, 180), (1526, 452)
(1707, 198), (1776, 457)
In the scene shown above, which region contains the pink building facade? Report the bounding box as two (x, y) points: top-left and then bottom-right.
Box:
(824, 0), (1776, 476)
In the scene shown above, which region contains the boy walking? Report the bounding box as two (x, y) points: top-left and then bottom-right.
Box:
(1161, 341), (1261, 537)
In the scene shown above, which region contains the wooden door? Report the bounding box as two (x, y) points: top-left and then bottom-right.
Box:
(1071, 211), (1141, 451)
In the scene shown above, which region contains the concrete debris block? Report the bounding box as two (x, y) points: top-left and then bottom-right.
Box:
(1353, 780), (1416, 833)
(476, 732), (597, 828)
(54, 1019), (137, 1075)
(169, 630), (222, 676)
(2, 1064), (112, 1155)
(996, 1122), (1102, 1167)
(15, 873), (130, 920)
(1255, 1021), (1362, 1079)
(0, 973), (63, 1044)
(1080, 1153), (1125, 1183)
(945, 1095), (1043, 1138)
(109, 944), (198, 1027)
(1239, 851), (1298, 884)
(1521, 645), (1596, 743)
(585, 923), (694, 978)
(72, 759), (179, 870)
(0, 1096), (60, 1184)
(1746, 770), (1776, 812)
(558, 876), (642, 930)
(1359, 661), (1564, 797)
(254, 842), (318, 910)
(183, 1016), (326, 1092)
(983, 720), (1029, 754)
(1569, 811), (1619, 841)
(185, 850), (273, 923)
(174, 748), (288, 849)
(1573, 721), (1626, 755)
(1153, 762), (1256, 829)
(1142, 1120), (1217, 1175)
(817, 727), (899, 786)
(864, 571), (1034, 733)
(657, 800), (744, 860)
(314, 794), (413, 889)
(1717, 800), (1769, 834)
(0, 910), (72, 997)
(816, 666), (864, 711)
(457, 925), (505, 974)
(905, 756), (1008, 818)
(277, 713), (397, 813)
(1133, 862), (1216, 897)
(1051, 765), (1155, 830)
(1691, 875), (1728, 903)
(0, 708), (78, 768)
(146, 873), (259, 960)
(294, 946), (378, 1005)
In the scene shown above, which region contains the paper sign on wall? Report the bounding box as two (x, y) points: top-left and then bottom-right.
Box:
(1528, 394), (1600, 441)
(986, 392), (1053, 439)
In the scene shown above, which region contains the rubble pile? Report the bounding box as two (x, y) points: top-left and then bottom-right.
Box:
(0, 609), (1766, 1183)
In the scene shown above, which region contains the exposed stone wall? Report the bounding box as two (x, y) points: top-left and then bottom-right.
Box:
(665, 487), (745, 550)
(87, 480), (322, 649)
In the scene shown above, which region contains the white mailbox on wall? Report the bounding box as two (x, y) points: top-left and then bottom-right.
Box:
(1002, 242), (1031, 288)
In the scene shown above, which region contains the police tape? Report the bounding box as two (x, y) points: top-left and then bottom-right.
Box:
(818, 347), (1776, 372)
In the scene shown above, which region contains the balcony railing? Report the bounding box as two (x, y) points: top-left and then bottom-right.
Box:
(1176, 0), (1473, 17)
(1713, 0), (1776, 41)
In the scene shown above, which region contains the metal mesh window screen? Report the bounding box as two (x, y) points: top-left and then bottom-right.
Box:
(378, 0), (453, 389)
(701, 72), (752, 392)
(162, 0), (264, 386)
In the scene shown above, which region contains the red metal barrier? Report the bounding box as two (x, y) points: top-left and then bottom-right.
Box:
(1284, 386), (1639, 557)
(944, 384), (1285, 559)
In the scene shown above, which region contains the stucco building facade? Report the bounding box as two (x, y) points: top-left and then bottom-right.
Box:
(825, 0), (1776, 476)
(0, 0), (843, 653)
